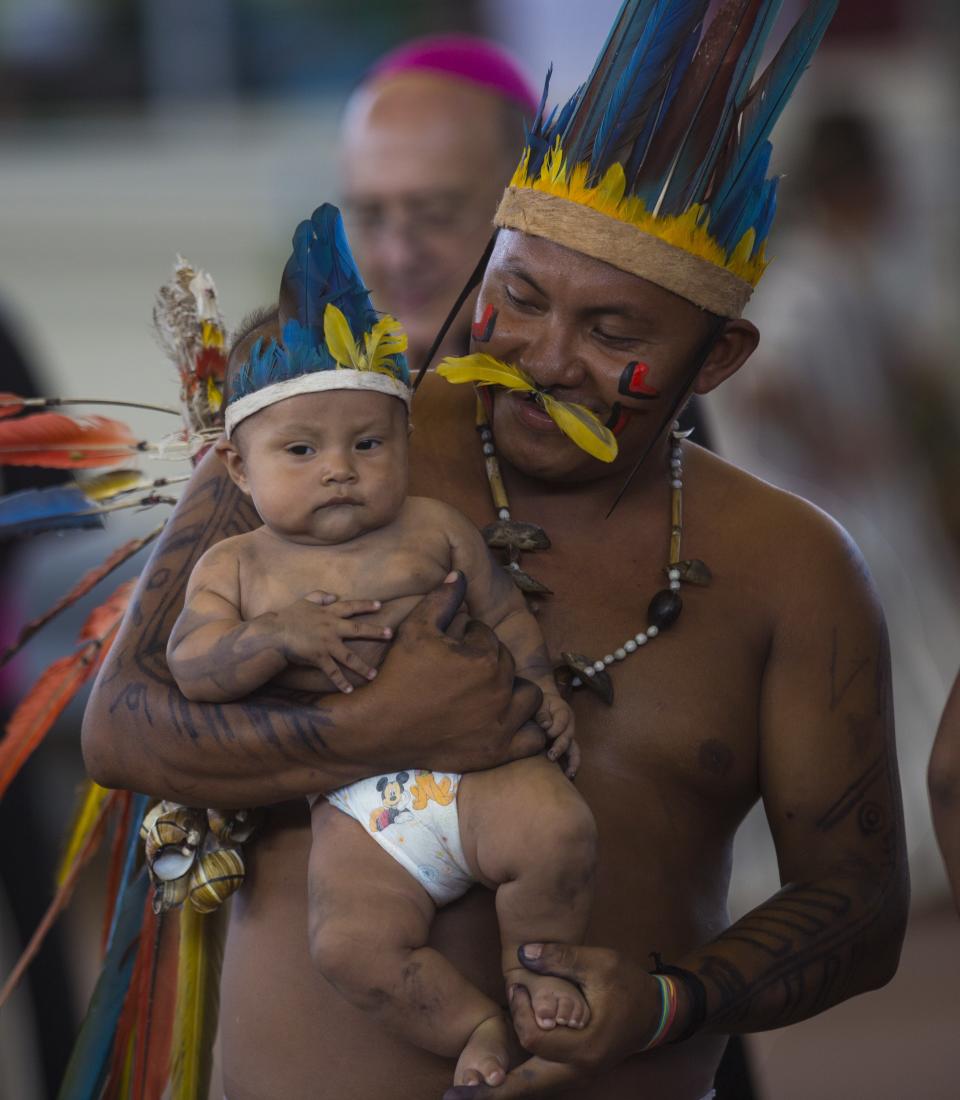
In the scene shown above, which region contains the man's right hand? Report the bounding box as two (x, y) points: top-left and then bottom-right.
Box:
(362, 571), (546, 773)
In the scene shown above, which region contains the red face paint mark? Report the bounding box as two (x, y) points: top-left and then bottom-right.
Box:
(471, 304), (498, 343)
(611, 409), (631, 436)
(617, 361), (659, 399)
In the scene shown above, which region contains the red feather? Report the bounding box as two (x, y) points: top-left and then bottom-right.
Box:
(0, 412), (139, 468)
(1, 525), (162, 668)
(134, 906), (179, 1100)
(0, 580), (133, 797)
(194, 346), (225, 382)
(103, 893), (180, 1100)
(0, 393), (25, 418)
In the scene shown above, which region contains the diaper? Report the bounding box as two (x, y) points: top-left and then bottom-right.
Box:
(326, 769), (474, 906)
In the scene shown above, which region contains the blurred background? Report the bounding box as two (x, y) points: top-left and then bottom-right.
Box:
(1, 1), (958, 1097)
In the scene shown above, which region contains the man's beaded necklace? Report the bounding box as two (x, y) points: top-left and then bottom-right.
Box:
(476, 397), (709, 704)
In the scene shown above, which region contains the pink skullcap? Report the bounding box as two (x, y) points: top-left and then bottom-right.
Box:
(368, 34), (539, 118)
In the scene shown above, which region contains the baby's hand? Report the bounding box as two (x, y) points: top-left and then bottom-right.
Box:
(279, 591), (393, 694)
(537, 694), (580, 779)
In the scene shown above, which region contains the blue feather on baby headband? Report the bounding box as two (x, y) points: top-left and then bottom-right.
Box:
(224, 204), (410, 438)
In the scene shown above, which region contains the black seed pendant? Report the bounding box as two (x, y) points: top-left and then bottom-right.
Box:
(647, 589), (682, 631)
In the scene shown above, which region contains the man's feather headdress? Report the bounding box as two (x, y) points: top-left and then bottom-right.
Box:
(494, 0), (838, 318)
(224, 204), (409, 438)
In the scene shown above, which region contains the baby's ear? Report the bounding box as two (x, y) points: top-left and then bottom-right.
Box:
(215, 437), (250, 494)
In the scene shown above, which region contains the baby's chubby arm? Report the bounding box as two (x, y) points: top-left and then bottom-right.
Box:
(442, 503), (578, 777)
(166, 538), (392, 702)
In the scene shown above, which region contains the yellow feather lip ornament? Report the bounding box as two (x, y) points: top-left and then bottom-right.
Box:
(436, 353), (618, 463)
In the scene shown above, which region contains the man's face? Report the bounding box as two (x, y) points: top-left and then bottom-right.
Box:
(224, 389), (409, 546)
(339, 73), (515, 365)
(476, 230), (718, 484)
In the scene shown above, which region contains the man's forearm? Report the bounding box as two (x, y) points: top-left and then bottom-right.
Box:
(82, 453), (380, 806)
(677, 863), (908, 1035)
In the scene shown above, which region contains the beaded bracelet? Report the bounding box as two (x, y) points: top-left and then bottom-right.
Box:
(641, 973), (679, 1051)
(650, 955), (709, 1044)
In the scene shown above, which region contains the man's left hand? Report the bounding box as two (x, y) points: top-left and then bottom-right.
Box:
(442, 943), (665, 1098)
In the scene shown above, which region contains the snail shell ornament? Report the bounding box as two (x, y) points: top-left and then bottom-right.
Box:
(206, 806), (261, 845)
(143, 805), (207, 881)
(187, 847), (245, 914)
(141, 800), (261, 913)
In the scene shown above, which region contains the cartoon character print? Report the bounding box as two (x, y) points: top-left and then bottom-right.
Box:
(369, 771), (414, 833)
(410, 769), (457, 810)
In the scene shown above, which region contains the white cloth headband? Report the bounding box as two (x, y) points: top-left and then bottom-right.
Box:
(224, 370), (411, 438)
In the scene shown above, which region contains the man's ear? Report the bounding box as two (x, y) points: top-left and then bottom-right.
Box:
(215, 437), (251, 494)
(692, 319), (759, 396)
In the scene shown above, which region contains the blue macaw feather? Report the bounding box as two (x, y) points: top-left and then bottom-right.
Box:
(712, 139), (772, 249)
(624, 14), (702, 187)
(563, 0), (658, 166)
(104, 793), (152, 956)
(590, 0), (710, 179)
(229, 203), (407, 408)
(0, 485), (103, 540)
(635, 0), (762, 213)
(710, 0), (838, 218)
(57, 868), (150, 1100)
(679, 0), (783, 210)
(282, 205), (377, 347)
(752, 175), (779, 256)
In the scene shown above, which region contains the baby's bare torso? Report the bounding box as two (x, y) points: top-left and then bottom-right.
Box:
(233, 495), (456, 689)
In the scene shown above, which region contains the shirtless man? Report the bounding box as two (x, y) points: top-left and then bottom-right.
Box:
(82, 6), (909, 1097)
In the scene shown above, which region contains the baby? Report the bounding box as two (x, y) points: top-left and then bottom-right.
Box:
(166, 205), (597, 1089)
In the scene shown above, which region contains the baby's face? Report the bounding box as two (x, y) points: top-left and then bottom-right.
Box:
(229, 389), (409, 545)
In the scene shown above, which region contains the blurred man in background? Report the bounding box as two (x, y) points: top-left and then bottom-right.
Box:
(339, 36), (537, 368)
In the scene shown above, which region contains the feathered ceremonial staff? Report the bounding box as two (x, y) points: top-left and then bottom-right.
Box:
(0, 256), (232, 1099)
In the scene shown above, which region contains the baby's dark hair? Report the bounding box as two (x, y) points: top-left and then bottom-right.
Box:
(223, 305), (280, 405)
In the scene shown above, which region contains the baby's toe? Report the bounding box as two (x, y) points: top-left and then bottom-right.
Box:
(532, 988), (560, 1029)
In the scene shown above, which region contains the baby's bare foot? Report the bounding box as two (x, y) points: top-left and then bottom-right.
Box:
(510, 972), (590, 1031)
(453, 1013), (522, 1088)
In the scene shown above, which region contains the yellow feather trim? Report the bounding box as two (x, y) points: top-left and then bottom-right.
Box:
(509, 142), (768, 287)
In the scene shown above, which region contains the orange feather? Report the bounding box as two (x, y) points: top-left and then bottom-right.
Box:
(0, 392), (25, 418)
(78, 579), (136, 643)
(1, 526), (161, 667)
(0, 580), (133, 797)
(0, 412), (139, 467)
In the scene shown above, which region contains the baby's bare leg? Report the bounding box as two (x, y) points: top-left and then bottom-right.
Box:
(458, 754), (597, 1031)
(308, 800), (515, 1086)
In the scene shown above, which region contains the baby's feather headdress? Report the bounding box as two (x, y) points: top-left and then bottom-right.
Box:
(225, 204), (409, 438)
(494, 0), (838, 318)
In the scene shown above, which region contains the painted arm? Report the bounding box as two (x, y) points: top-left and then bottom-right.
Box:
(81, 450), (543, 808)
(928, 668), (960, 914)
